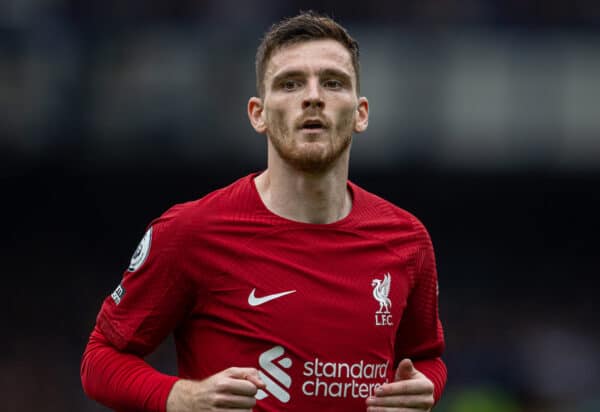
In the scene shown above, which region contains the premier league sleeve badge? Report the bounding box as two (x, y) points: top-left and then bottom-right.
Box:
(127, 227), (152, 272)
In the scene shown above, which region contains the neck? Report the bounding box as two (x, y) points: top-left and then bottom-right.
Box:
(254, 150), (352, 224)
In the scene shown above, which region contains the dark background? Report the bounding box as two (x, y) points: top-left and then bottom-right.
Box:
(2, 1), (599, 411)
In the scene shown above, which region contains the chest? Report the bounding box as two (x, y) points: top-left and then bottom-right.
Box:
(189, 229), (416, 350)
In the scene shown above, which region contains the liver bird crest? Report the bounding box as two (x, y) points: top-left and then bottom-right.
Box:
(372, 273), (391, 314)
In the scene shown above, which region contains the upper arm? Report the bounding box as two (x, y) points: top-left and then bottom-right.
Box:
(96, 211), (194, 356)
(394, 222), (445, 363)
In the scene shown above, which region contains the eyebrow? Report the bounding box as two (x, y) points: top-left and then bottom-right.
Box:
(270, 67), (353, 87)
(271, 70), (305, 87)
(319, 68), (353, 84)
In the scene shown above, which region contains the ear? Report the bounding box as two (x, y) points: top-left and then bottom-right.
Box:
(248, 97), (267, 134)
(353, 96), (369, 133)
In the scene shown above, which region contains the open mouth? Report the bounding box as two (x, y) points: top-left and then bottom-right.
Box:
(301, 119), (326, 131)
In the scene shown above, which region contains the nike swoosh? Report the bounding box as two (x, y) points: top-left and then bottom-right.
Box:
(248, 289), (296, 306)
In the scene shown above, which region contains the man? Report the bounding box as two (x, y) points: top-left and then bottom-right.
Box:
(81, 11), (446, 412)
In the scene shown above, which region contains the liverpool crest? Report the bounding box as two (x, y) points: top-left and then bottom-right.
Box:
(372, 273), (392, 326)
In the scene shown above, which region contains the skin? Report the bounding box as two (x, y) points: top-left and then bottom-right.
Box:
(166, 39), (434, 411)
(366, 359), (435, 412)
(167, 368), (265, 412)
(248, 39), (368, 224)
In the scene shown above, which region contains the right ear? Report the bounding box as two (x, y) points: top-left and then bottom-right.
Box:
(248, 97), (267, 134)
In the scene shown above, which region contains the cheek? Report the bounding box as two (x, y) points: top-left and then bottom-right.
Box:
(273, 107), (288, 123)
(265, 100), (291, 129)
(270, 109), (290, 134)
(335, 106), (356, 132)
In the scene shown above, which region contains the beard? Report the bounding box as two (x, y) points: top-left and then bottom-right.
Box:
(266, 110), (354, 173)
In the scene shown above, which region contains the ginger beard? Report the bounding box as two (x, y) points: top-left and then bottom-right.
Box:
(265, 106), (355, 173)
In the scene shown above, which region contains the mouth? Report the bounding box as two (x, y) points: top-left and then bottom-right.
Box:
(299, 118), (327, 132)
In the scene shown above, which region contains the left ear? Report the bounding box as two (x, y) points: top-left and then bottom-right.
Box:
(353, 96), (369, 133)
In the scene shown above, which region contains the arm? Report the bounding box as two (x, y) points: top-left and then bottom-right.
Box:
(81, 211), (265, 412)
(81, 326), (179, 412)
(81, 327), (266, 412)
(367, 220), (447, 411)
(79, 217), (188, 411)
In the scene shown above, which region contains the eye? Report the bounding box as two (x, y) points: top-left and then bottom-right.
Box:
(323, 79), (343, 89)
(281, 79), (301, 91)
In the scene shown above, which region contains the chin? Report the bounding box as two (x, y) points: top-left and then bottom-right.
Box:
(287, 144), (350, 173)
(269, 131), (352, 172)
(289, 158), (333, 173)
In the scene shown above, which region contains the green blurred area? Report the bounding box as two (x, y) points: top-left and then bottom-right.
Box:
(435, 385), (600, 412)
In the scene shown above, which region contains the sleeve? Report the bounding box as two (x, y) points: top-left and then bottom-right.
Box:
(394, 219), (447, 403)
(81, 326), (179, 412)
(96, 209), (193, 354)
(81, 207), (194, 411)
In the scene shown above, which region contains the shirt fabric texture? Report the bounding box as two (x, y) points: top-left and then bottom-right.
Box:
(81, 172), (447, 412)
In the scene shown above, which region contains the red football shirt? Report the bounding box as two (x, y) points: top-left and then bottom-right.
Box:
(83, 173), (446, 411)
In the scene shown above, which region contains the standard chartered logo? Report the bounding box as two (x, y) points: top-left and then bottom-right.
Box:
(255, 346), (390, 403)
(256, 346), (293, 403)
(302, 358), (389, 398)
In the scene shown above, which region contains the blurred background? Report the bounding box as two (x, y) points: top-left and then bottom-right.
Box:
(2, 1), (599, 411)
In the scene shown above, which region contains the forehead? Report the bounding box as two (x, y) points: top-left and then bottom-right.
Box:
(265, 39), (355, 82)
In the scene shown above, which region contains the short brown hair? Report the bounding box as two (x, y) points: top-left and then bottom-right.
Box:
(255, 11), (360, 97)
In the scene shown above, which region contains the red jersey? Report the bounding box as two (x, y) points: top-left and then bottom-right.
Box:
(83, 173), (446, 411)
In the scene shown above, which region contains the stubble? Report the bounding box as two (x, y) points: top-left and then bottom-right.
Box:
(267, 108), (355, 173)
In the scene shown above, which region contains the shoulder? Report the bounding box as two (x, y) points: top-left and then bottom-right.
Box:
(350, 182), (437, 280)
(350, 181), (431, 241)
(149, 174), (256, 241)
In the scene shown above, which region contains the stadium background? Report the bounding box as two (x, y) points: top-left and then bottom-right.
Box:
(2, 1), (599, 411)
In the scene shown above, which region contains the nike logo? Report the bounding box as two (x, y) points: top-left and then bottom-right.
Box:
(248, 288), (296, 306)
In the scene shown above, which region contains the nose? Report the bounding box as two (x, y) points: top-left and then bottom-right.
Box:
(302, 79), (324, 110)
